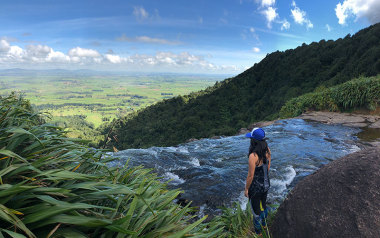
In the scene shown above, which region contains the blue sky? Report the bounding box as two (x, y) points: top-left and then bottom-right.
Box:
(0, 0), (379, 74)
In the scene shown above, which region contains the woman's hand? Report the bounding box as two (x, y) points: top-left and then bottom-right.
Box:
(244, 188), (249, 198)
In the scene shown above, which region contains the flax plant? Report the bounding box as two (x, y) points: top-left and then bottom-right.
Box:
(280, 75), (380, 118)
(0, 93), (224, 237)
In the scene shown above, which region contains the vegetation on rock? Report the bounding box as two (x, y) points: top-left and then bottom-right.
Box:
(279, 75), (380, 118)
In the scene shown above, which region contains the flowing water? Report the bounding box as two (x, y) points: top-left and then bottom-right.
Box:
(110, 119), (361, 216)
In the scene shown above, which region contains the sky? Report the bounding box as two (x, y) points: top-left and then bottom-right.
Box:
(0, 0), (379, 74)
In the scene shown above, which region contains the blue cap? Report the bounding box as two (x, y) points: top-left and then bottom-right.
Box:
(245, 127), (265, 140)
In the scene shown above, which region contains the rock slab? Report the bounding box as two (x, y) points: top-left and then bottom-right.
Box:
(271, 146), (380, 238)
(298, 111), (380, 128)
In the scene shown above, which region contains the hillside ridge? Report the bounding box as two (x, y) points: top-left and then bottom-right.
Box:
(104, 23), (380, 149)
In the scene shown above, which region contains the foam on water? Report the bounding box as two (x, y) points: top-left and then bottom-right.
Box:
(177, 147), (189, 153)
(198, 204), (207, 218)
(238, 191), (249, 210)
(189, 157), (200, 167)
(270, 166), (297, 194)
(168, 165), (187, 171)
(163, 172), (185, 185)
(348, 144), (361, 153)
(164, 147), (177, 152)
(283, 166), (297, 185)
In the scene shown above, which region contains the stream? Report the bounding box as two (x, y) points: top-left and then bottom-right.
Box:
(110, 119), (361, 216)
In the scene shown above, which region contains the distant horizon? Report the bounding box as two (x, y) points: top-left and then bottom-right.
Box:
(0, 67), (235, 77)
(0, 0), (378, 74)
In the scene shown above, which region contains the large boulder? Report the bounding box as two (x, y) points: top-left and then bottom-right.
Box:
(271, 146), (380, 238)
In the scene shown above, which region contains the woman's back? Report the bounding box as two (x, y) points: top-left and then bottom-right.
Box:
(249, 156), (270, 197)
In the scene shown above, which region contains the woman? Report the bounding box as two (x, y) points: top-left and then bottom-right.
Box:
(244, 127), (271, 235)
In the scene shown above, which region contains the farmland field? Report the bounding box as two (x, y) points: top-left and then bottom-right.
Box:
(1, 72), (228, 143)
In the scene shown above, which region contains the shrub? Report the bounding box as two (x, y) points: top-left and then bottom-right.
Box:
(280, 75), (380, 118)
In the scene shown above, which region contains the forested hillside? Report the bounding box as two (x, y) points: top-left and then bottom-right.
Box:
(104, 23), (380, 149)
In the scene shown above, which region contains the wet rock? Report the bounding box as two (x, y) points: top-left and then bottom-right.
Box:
(211, 136), (222, 139)
(330, 114), (366, 124)
(298, 111), (380, 129)
(342, 122), (368, 128)
(237, 120), (279, 135)
(366, 116), (379, 123)
(369, 120), (380, 129)
(248, 120), (278, 130)
(271, 146), (380, 238)
(186, 138), (199, 142)
(175, 194), (191, 207)
(238, 128), (250, 135)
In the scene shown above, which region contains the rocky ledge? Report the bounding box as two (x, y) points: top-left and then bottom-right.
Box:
(297, 111), (380, 128)
(271, 146), (380, 238)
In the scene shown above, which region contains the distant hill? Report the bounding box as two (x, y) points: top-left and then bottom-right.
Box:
(0, 68), (232, 78)
(0, 68), (108, 76)
(104, 23), (380, 149)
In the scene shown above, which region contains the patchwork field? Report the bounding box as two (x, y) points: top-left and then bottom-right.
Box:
(1, 72), (227, 143)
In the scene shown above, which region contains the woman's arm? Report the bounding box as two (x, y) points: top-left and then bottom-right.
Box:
(244, 153), (257, 197)
(267, 147), (271, 170)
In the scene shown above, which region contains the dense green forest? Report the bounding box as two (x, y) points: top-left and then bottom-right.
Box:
(103, 23), (380, 149)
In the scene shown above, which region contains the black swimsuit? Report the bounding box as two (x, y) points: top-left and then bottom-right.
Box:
(248, 163), (270, 198)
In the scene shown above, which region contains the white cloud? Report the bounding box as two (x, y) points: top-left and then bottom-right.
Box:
(261, 0), (275, 7)
(131, 51), (208, 67)
(335, 0), (380, 25)
(262, 7), (278, 28)
(8, 46), (24, 61)
(250, 27), (255, 32)
(325, 24), (332, 31)
(281, 19), (291, 30)
(46, 50), (70, 63)
(133, 6), (149, 21)
(68, 47), (101, 58)
(137, 36), (180, 45)
(105, 54), (123, 64)
(26, 45), (52, 58)
(0, 40), (10, 52)
(116, 34), (181, 45)
(306, 21), (313, 29)
(291, 1), (313, 29)
(257, 0), (291, 30)
(0, 39), (244, 73)
(252, 47), (261, 53)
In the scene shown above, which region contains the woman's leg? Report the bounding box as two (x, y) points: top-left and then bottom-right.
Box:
(250, 195), (262, 234)
(250, 195), (261, 215)
(260, 192), (268, 227)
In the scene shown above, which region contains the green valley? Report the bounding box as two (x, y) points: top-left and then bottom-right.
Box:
(1, 72), (225, 144)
